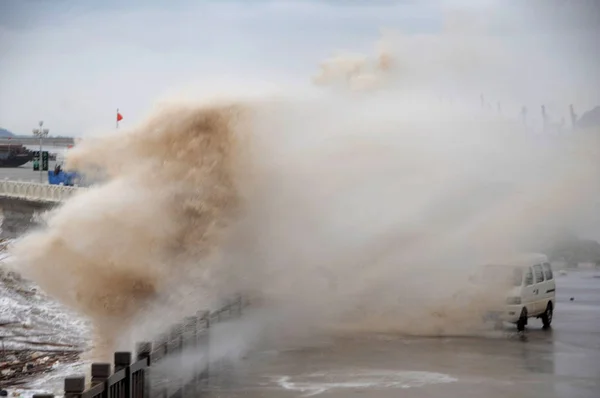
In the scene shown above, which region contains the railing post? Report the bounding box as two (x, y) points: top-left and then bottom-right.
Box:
(193, 312), (204, 385)
(136, 342), (152, 364)
(170, 323), (184, 353)
(178, 324), (185, 352)
(136, 342), (152, 398)
(170, 323), (184, 395)
(202, 310), (211, 385)
(155, 333), (169, 398)
(184, 316), (197, 350)
(91, 363), (110, 386)
(160, 333), (169, 357)
(64, 376), (85, 398)
(114, 351), (132, 371)
(115, 352), (132, 398)
(182, 316), (198, 396)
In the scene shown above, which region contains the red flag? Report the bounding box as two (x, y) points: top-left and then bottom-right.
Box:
(117, 112), (123, 122)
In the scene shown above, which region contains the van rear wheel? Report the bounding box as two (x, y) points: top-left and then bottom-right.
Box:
(541, 303), (553, 329)
(516, 308), (527, 332)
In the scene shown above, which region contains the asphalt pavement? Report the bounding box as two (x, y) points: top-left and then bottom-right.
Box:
(205, 270), (600, 398)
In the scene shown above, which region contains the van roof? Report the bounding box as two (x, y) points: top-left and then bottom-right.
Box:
(486, 252), (549, 268)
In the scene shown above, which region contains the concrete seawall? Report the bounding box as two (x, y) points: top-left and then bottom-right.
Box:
(0, 198), (55, 239)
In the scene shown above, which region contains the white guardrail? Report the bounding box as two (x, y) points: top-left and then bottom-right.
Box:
(0, 180), (83, 202)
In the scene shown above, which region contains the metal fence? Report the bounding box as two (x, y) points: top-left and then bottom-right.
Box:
(0, 180), (83, 202)
(32, 296), (245, 398)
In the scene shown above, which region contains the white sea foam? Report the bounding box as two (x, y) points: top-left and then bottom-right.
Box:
(273, 369), (457, 396)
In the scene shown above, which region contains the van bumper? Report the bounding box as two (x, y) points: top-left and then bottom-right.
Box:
(502, 305), (523, 323)
(484, 305), (522, 324)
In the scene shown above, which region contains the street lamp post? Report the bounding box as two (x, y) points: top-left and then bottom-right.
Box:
(32, 121), (49, 183)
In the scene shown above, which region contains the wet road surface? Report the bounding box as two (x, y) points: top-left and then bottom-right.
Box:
(206, 270), (600, 398)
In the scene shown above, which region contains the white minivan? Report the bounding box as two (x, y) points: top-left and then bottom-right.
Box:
(483, 253), (556, 331)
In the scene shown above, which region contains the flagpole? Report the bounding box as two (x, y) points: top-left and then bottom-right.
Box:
(116, 108), (119, 129)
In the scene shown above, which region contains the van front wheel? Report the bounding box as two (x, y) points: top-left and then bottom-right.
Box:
(541, 303), (553, 329)
(516, 308), (528, 332)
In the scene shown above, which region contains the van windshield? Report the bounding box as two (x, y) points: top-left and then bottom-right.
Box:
(483, 265), (523, 287)
(511, 267), (523, 286)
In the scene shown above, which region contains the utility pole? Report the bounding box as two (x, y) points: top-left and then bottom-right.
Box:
(569, 104), (577, 130)
(32, 121), (49, 183)
(541, 105), (548, 133)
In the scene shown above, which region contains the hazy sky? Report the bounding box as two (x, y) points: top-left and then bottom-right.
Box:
(0, 0), (598, 136)
(0, 0), (444, 135)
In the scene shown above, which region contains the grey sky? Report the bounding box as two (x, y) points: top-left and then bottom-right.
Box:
(0, 0), (598, 136)
(0, 0), (444, 135)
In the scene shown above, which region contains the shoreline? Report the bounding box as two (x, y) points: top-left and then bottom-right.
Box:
(1, 349), (80, 389)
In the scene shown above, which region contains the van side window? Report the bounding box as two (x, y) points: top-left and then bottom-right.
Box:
(524, 268), (534, 286)
(542, 262), (553, 280)
(533, 264), (545, 283)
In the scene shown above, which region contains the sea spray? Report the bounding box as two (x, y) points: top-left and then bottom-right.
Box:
(6, 26), (600, 363)
(9, 104), (250, 360)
